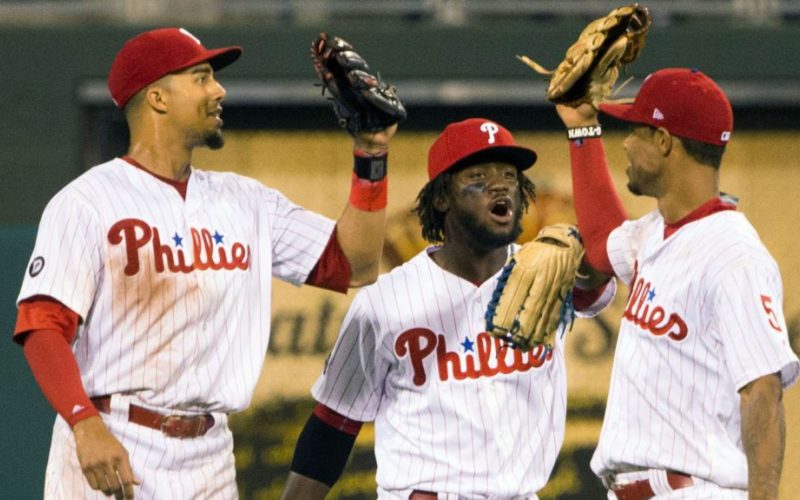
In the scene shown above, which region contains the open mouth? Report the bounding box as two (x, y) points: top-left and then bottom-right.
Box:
(489, 198), (514, 223)
(209, 110), (223, 126)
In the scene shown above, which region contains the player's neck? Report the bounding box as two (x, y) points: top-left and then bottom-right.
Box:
(658, 164), (719, 224)
(432, 242), (509, 285)
(125, 144), (192, 182)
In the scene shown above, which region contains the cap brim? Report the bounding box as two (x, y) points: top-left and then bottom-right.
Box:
(452, 145), (537, 172)
(172, 46), (243, 76)
(598, 102), (637, 122)
(206, 46), (243, 71)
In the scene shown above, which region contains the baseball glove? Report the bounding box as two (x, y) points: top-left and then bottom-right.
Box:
(517, 3), (652, 108)
(485, 224), (585, 352)
(311, 33), (407, 135)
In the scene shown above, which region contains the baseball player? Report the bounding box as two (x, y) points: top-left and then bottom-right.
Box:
(13, 28), (397, 499)
(280, 118), (615, 499)
(555, 68), (800, 498)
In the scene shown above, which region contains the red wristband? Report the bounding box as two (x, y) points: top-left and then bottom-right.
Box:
(349, 172), (388, 211)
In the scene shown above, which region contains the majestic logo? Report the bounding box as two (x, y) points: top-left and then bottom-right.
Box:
(479, 121), (499, 144)
(108, 218), (251, 276)
(395, 327), (553, 386)
(623, 262), (687, 341)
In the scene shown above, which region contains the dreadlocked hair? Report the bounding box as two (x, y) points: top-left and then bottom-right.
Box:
(413, 169), (536, 244)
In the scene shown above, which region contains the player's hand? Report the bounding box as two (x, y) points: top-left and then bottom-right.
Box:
(555, 102), (600, 128)
(73, 416), (141, 498)
(353, 123), (398, 155)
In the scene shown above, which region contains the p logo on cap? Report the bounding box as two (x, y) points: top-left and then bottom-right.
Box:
(427, 118), (537, 181)
(479, 122), (500, 143)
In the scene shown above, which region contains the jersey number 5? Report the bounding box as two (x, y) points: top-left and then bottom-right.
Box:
(760, 294), (783, 333)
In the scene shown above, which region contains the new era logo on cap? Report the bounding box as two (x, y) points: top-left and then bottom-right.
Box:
(652, 108), (664, 120)
(426, 118), (537, 181)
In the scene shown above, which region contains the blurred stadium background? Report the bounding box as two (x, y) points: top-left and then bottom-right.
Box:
(1, 1), (799, 498)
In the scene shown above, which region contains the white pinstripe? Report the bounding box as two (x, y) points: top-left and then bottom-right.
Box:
(313, 246), (610, 498)
(19, 158), (335, 497)
(592, 208), (800, 491)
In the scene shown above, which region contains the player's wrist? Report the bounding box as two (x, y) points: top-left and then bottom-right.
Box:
(67, 406), (101, 428)
(348, 171), (387, 212)
(71, 414), (106, 438)
(353, 150), (388, 182)
(566, 124), (602, 140)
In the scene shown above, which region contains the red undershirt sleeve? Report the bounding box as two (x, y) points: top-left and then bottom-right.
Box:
(305, 226), (353, 294)
(23, 330), (99, 427)
(15, 298), (98, 427)
(572, 281), (611, 311)
(569, 138), (628, 276)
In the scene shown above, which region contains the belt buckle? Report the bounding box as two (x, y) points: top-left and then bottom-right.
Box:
(160, 414), (204, 438)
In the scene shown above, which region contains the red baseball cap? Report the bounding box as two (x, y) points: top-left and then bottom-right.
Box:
(600, 68), (733, 146)
(427, 118), (537, 181)
(108, 27), (242, 109)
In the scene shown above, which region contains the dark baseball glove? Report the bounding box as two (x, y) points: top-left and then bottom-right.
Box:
(485, 224), (585, 352)
(517, 3), (652, 108)
(311, 33), (407, 135)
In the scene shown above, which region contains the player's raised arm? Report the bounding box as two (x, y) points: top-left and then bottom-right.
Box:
(517, 6), (651, 281)
(311, 33), (406, 286)
(333, 124), (396, 286)
(310, 33), (405, 286)
(554, 103), (627, 282)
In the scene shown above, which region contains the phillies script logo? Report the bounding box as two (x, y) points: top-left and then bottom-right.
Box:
(395, 328), (553, 386)
(108, 218), (251, 276)
(623, 263), (687, 341)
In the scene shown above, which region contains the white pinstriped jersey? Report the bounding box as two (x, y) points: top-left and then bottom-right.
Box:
(17, 158), (334, 413)
(312, 246), (614, 498)
(591, 207), (800, 487)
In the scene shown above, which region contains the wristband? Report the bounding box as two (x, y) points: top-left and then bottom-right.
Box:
(567, 125), (602, 140)
(349, 172), (388, 211)
(353, 150), (388, 181)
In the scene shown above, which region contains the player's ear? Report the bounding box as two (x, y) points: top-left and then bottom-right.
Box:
(654, 127), (673, 156)
(144, 82), (169, 113)
(433, 194), (449, 213)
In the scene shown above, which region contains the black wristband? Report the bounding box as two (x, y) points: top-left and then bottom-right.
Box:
(354, 152), (388, 181)
(567, 125), (602, 140)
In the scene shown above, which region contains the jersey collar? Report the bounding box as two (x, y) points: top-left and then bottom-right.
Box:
(663, 194), (737, 239)
(122, 155), (190, 199)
